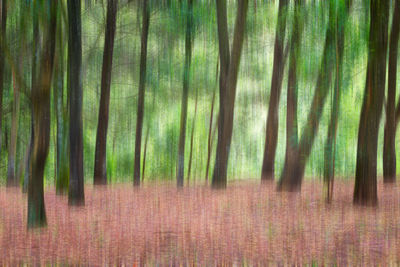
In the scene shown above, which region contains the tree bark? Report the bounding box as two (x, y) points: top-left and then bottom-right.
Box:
(28, 0), (57, 228)
(278, 0), (340, 191)
(94, 0), (118, 185)
(133, 0), (150, 186)
(354, 0), (389, 206)
(177, 0), (193, 187)
(68, 0), (85, 206)
(261, 0), (288, 181)
(212, 0), (248, 188)
(383, 0), (399, 184)
(187, 87), (198, 183)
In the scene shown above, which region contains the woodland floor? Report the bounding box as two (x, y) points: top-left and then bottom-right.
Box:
(1, 179), (400, 265)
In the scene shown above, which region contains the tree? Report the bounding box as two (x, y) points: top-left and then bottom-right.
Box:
(383, 0), (399, 183)
(54, 1), (69, 194)
(282, 0), (303, 191)
(0, 0), (7, 160)
(177, 0), (193, 187)
(324, 0), (351, 202)
(261, 0), (288, 181)
(212, 0), (248, 188)
(278, 0), (343, 191)
(133, 0), (150, 186)
(28, 0), (57, 228)
(354, 0), (389, 206)
(94, 0), (118, 185)
(68, 0), (85, 206)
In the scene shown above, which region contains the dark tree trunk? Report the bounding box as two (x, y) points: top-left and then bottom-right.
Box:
(68, 0), (85, 206)
(212, 0), (248, 188)
(383, 0), (399, 184)
(133, 0), (150, 186)
(187, 87), (198, 183)
(282, 0), (303, 190)
(354, 0), (389, 206)
(278, 0), (341, 191)
(177, 0), (193, 187)
(324, 0), (351, 203)
(261, 0), (288, 181)
(141, 124), (150, 182)
(28, 0), (57, 228)
(94, 0), (118, 185)
(0, 0), (6, 157)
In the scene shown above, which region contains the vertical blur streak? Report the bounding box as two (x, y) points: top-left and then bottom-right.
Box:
(0, 0), (6, 161)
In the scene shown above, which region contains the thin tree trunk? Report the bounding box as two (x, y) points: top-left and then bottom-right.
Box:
(177, 0), (194, 187)
(354, 0), (389, 206)
(6, 63), (19, 186)
(187, 87), (198, 183)
(133, 0), (150, 186)
(324, 0), (351, 203)
(261, 0), (288, 181)
(278, 0), (340, 191)
(212, 0), (249, 188)
(0, 0), (7, 157)
(94, 0), (117, 185)
(205, 58), (218, 182)
(68, 0), (85, 206)
(28, 0), (57, 228)
(383, 0), (399, 183)
(141, 124), (150, 182)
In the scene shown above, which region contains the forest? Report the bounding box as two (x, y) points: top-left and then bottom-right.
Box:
(0, 0), (400, 265)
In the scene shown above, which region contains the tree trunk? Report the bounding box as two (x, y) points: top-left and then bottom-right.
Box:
(282, 0), (303, 191)
(54, 3), (69, 194)
(354, 0), (389, 206)
(68, 0), (85, 206)
(205, 59), (218, 183)
(0, 0), (7, 157)
(324, 0), (351, 203)
(212, 0), (248, 188)
(261, 0), (288, 181)
(28, 0), (57, 228)
(187, 87), (198, 183)
(133, 0), (150, 186)
(383, 0), (399, 184)
(177, 0), (193, 187)
(278, 0), (340, 191)
(94, 0), (117, 185)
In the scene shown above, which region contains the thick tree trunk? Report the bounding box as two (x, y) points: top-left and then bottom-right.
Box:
(54, 4), (69, 194)
(177, 0), (193, 187)
(27, 0), (57, 228)
(354, 0), (389, 206)
(133, 0), (150, 186)
(0, 0), (6, 157)
(278, 0), (339, 191)
(324, 0), (351, 203)
(94, 0), (117, 185)
(261, 0), (288, 181)
(212, 0), (248, 188)
(68, 0), (85, 206)
(383, 0), (399, 184)
(282, 0), (303, 191)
